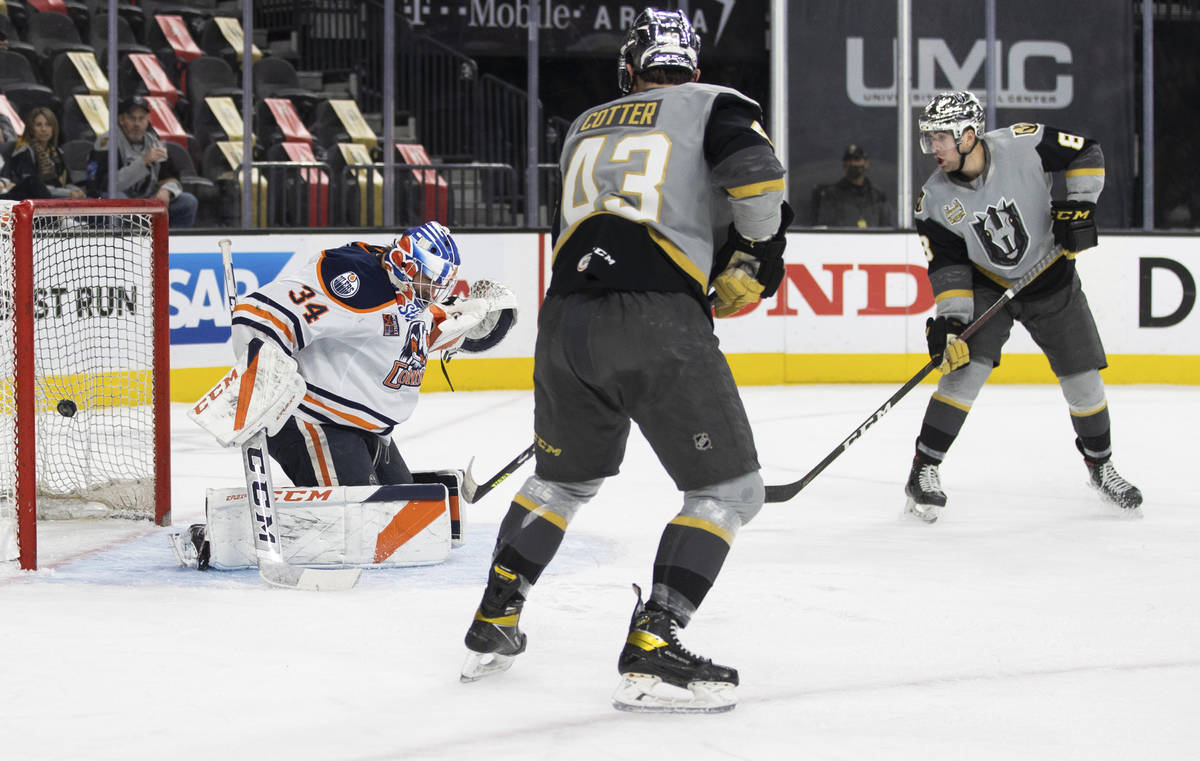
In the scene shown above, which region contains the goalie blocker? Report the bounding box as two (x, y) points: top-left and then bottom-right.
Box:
(172, 470), (465, 571)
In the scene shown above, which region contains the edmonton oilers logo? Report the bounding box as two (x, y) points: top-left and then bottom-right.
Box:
(330, 271), (360, 298)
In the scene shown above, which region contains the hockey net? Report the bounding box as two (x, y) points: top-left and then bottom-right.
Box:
(0, 200), (170, 570)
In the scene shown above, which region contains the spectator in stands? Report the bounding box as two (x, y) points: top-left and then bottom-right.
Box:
(0, 31), (16, 145)
(3, 107), (86, 200)
(88, 94), (198, 227)
(0, 113), (16, 144)
(811, 144), (893, 228)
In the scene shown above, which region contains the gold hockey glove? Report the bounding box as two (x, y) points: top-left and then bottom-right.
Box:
(712, 255), (765, 318)
(925, 316), (970, 373)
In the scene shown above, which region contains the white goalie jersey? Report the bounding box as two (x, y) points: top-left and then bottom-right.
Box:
(232, 241), (436, 435)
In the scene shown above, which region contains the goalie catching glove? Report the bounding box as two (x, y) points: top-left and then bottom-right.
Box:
(1051, 200), (1097, 257)
(188, 338), (306, 448)
(925, 316), (970, 373)
(710, 202), (793, 318)
(428, 279), (518, 354)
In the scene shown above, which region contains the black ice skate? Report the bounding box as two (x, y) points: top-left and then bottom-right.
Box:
(1077, 440), (1143, 512)
(904, 453), (947, 523)
(461, 564), (527, 682)
(611, 584), (738, 714)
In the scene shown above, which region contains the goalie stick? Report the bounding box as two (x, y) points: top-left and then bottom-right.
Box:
(461, 443), (535, 503)
(763, 246), (1066, 503)
(218, 238), (360, 591)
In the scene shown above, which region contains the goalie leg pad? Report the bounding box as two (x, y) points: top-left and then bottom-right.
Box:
(413, 469), (466, 547)
(203, 483), (451, 569)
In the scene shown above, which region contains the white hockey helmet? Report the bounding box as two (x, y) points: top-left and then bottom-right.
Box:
(918, 91), (985, 153)
(617, 7), (700, 95)
(383, 221), (461, 312)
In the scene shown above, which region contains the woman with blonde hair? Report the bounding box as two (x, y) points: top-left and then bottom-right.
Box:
(2, 107), (85, 199)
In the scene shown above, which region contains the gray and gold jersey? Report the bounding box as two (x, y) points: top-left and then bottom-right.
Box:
(915, 124), (1065, 283)
(915, 123), (1104, 317)
(554, 83), (784, 292)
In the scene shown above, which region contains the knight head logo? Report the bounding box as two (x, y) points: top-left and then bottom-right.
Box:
(970, 197), (1029, 268)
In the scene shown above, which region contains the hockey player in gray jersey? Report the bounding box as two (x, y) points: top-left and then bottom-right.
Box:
(905, 90), (1142, 523)
(459, 8), (789, 713)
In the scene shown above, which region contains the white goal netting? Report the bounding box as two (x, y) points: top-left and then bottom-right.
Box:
(0, 201), (166, 565)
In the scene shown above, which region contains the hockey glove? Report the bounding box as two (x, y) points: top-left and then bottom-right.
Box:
(429, 279), (520, 354)
(462, 279), (519, 353)
(710, 202), (793, 318)
(188, 338), (306, 447)
(926, 316), (970, 373)
(712, 254), (765, 318)
(1051, 200), (1097, 257)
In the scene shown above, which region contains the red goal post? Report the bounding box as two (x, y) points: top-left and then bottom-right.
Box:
(0, 199), (171, 571)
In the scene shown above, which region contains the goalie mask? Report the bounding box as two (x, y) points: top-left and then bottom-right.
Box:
(383, 222), (461, 316)
(918, 90), (985, 154)
(617, 7), (700, 95)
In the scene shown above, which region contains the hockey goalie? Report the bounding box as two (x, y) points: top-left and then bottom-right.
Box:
(172, 222), (518, 571)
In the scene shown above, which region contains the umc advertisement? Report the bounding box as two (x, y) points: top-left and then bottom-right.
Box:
(787, 0), (1136, 228)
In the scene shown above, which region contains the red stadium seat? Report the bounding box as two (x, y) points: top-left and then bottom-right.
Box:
(145, 94), (187, 149)
(280, 141), (329, 227)
(397, 143), (448, 225)
(127, 53), (178, 107)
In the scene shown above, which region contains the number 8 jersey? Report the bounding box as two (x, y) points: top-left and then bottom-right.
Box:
(550, 82), (785, 310)
(914, 122), (1105, 309)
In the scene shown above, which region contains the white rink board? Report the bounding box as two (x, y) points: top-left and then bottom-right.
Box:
(167, 232), (544, 371)
(166, 231), (1200, 369)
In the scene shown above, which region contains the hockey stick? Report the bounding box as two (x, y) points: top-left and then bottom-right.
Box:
(763, 245), (1066, 504)
(461, 443), (535, 503)
(219, 238), (361, 591)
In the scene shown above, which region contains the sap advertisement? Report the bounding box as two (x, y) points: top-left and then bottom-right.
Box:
(168, 231), (1197, 399)
(167, 232), (545, 399)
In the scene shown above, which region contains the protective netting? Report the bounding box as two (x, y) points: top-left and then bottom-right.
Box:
(0, 202), (161, 562)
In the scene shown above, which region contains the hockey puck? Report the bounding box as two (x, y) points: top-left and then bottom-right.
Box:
(57, 399), (77, 418)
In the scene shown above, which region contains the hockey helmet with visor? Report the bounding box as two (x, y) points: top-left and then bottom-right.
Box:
(383, 222), (461, 314)
(918, 90), (985, 154)
(617, 8), (700, 95)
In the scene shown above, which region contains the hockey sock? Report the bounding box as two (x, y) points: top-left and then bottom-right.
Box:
(491, 493), (568, 588)
(650, 515), (734, 626)
(1075, 429), (1113, 462)
(1059, 370), (1112, 460)
(1069, 402), (1112, 460)
(916, 392), (971, 460)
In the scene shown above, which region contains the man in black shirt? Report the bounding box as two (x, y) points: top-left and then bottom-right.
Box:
(812, 144), (892, 227)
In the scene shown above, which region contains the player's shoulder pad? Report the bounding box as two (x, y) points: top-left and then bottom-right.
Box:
(315, 243), (397, 311)
(915, 170), (952, 222)
(1005, 122), (1044, 139)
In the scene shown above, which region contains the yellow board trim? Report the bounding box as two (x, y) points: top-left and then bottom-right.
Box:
(1065, 168), (1105, 178)
(0, 371), (152, 414)
(669, 515), (733, 545)
(169, 354), (1200, 402)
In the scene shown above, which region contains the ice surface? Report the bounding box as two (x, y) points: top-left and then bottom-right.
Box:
(1, 384), (1196, 761)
